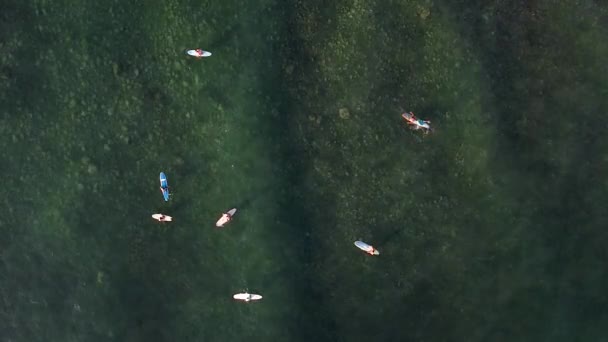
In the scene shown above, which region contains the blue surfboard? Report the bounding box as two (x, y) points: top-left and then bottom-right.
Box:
(159, 172), (170, 201)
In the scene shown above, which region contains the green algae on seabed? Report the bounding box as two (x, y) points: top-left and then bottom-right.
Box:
(2, 0), (608, 341)
(284, 0), (608, 341)
(285, 1), (499, 340)
(1, 0), (305, 341)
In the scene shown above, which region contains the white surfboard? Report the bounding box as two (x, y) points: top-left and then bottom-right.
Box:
(418, 122), (430, 129)
(402, 112), (431, 131)
(152, 214), (173, 222)
(354, 240), (379, 255)
(186, 49), (212, 57)
(216, 208), (237, 227)
(233, 292), (262, 301)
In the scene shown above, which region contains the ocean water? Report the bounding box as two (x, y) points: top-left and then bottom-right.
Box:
(1, 0), (608, 341)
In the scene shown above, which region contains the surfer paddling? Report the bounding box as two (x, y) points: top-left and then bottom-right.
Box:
(187, 49), (212, 58)
(152, 214), (172, 222)
(402, 111), (431, 134)
(354, 240), (380, 256)
(216, 208), (237, 227)
(233, 292), (262, 302)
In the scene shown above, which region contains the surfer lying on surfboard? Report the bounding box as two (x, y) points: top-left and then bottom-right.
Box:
(354, 240), (380, 256)
(216, 208), (237, 227)
(233, 292), (262, 302)
(362, 245), (379, 256)
(187, 49), (212, 58)
(402, 112), (431, 133)
(152, 214), (172, 222)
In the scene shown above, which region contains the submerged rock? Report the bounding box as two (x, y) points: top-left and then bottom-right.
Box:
(87, 164), (97, 174)
(418, 6), (431, 20)
(339, 107), (350, 119)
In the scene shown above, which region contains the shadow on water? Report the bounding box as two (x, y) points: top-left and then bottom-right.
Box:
(168, 1), (351, 340)
(261, 1), (353, 340)
(72, 188), (192, 342)
(202, 85), (234, 110)
(376, 224), (407, 247)
(231, 184), (274, 210)
(1, 2), (51, 120)
(208, 23), (243, 50)
(433, 1), (608, 340)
